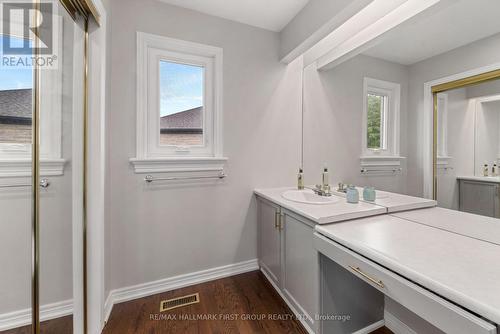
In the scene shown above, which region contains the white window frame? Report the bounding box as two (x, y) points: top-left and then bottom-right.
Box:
(436, 92), (452, 169)
(360, 77), (404, 172)
(131, 32), (226, 174)
(0, 17), (65, 178)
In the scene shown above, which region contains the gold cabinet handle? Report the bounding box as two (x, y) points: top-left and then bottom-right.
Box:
(349, 266), (385, 289)
(279, 213), (284, 230)
(274, 211), (280, 229)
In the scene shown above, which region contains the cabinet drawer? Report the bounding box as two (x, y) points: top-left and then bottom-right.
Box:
(314, 233), (497, 334)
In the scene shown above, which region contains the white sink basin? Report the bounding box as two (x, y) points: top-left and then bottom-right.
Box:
(282, 189), (339, 205)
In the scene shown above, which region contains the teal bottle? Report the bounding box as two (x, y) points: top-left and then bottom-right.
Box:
(346, 186), (359, 204)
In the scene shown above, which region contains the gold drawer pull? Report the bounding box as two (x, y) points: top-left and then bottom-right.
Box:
(349, 266), (385, 289)
(274, 212), (280, 229)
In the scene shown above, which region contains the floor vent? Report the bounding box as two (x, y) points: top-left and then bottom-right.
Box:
(160, 293), (200, 312)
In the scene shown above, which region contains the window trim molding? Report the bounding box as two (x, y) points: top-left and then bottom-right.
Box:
(132, 32), (225, 174)
(362, 77), (401, 158)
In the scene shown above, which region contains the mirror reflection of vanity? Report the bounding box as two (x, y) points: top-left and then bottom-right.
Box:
(436, 81), (500, 217)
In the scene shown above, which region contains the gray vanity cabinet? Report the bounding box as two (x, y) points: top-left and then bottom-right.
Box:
(459, 180), (500, 218)
(258, 197), (281, 286)
(281, 211), (319, 332)
(257, 196), (318, 333)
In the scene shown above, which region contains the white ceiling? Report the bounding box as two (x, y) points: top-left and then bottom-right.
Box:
(157, 0), (310, 32)
(363, 0), (500, 65)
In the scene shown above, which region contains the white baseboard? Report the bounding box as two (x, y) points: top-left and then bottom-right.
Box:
(0, 299), (73, 331)
(104, 259), (259, 324)
(352, 319), (385, 334)
(385, 310), (417, 334)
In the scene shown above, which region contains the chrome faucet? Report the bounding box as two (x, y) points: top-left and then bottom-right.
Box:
(312, 184), (332, 197)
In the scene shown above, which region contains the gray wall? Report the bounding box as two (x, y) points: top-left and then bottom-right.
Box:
(303, 54), (409, 193)
(105, 0), (302, 294)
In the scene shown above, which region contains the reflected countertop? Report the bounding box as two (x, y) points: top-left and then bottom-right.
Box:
(457, 175), (500, 183)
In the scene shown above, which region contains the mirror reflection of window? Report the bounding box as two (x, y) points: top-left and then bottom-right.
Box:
(0, 35), (33, 144)
(159, 60), (204, 147)
(366, 93), (388, 150)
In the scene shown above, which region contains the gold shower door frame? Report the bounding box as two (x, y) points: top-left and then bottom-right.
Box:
(431, 69), (500, 200)
(31, 1), (100, 333)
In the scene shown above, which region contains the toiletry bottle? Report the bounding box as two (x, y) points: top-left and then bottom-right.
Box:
(493, 163), (498, 177)
(298, 168), (304, 190)
(484, 163), (489, 177)
(322, 165), (329, 188)
(346, 185), (359, 204)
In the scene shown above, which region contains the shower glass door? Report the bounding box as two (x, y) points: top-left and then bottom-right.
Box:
(0, 1), (86, 333)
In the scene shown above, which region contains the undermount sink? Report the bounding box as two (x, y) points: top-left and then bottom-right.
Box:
(282, 189), (339, 205)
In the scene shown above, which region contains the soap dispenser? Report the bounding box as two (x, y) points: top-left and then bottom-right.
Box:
(297, 168), (304, 190)
(322, 165), (330, 189)
(484, 163), (489, 177)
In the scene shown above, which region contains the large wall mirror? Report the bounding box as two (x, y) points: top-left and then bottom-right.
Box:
(302, 0), (500, 218)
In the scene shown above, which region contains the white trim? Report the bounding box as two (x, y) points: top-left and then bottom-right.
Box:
(104, 259), (259, 324)
(384, 310), (417, 334)
(352, 320), (386, 334)
(422, 62), (500, 199)
(436, 93), (449, 158)
(280, 0), (373, 64)
(0, 158), (65, 178)
(129, 156), (227, 174)
(0, 300), (73, 332)
(360, 156), (405, 169)
(71, 17), (86, 334)
(135, 32), (224, 171)
(86, 1), (108, 333)
(314, 0), (441, 70)
(260, 267), (315, 334)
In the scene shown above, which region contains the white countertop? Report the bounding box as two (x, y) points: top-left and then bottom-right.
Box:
(315, 215), (500, 325)
(254, 187), (386, 224)
(457, 175), (500, 183)
(332, 187), (436, 213)
(392, 207), (500, 246)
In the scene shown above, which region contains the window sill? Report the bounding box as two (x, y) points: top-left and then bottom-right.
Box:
(360, 156), (405, 166)
(0, 159), (66, 178)
(437, 156), (452, 166)
(129, 157), (228, 174)
(360, 156), (405, 174)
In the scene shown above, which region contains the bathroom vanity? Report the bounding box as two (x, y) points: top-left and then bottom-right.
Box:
(458, 176), (500, 218)
(255, 188), (388, 333)
(255, 187), (499, 334)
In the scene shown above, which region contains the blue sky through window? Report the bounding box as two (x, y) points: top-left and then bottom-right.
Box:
(0, 36), (33, 91)
(160, 61), (203, 117)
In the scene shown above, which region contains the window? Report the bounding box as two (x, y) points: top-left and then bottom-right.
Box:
(366, 93), (388, 150)
(0, 30), (64, 177)
(159, 61), (204, 147)
(361, 77), (403, 171)
(132, 32), (226, 174)
(0, 36), (33, 145)
(436, 93), (448, 158)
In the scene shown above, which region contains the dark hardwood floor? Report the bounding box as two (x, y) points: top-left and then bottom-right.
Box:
(1, 271), (394, 334)
(102, 270), (394, 334)
(0, 316), (72, 334)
